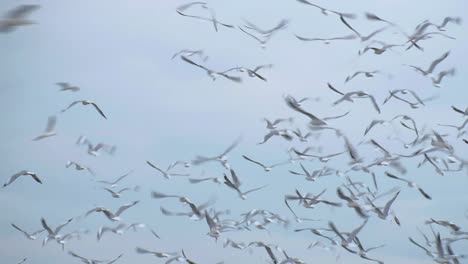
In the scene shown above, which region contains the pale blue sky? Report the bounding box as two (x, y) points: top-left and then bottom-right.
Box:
(1, 0), (467, 263)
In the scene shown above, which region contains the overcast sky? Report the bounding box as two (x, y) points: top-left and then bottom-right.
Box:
(0, 0), (467, 263)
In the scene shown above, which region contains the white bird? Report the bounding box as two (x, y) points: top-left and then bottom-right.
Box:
(367, 191), (401, 220)
(295, 33), (357, 44)
(135, 247), (179, 259)
(3, 170), (42, 187)
(345, 70), (381, 83)
(296, 0), (356, 19)
(85, 201), (139, 222)
(11, 223), (44, 240)
(405, 51), (450, 76)
(242, 155), (289, 172)
(102, 187), (131, 198)
(76, 136), (116, 156)
(56, 82), (80, 92)
(192, 138), (241, 170)
(0, 5), (40, 33)
(41, 217), (73, 246)
(66, 161), (95, 176)
(223, 169), (267, 200)
(146, 161), (189, 179)
(68, 251), (123, 264)
(62, 100), (107, 119)
(96, 171), (132, 188)
(329, 219), (368, 248)
(264, 117), (293, 129)
(17, 258), (27, 264)
(385, 172), (431, 200)
(32, 115), (57, 141)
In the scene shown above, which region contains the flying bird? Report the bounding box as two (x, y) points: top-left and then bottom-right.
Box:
(0, 5), (40, 33)
(62, 100), (107, 119)
(11, 223), (44, 240)
(3, 170), (42, 187)
(56, 82), (80, 92)
(32, 115), (57, 141)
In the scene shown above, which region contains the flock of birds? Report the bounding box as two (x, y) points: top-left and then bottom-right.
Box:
(2, 1), (468, 264)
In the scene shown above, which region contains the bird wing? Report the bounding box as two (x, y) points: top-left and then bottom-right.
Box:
(61, 101), (82, 112)
(4, 171), (25, 186)
(409, 237), (432, 255)
(103, 188), (117, 196)
(54, 218), (73, 234)
(284, 95), (327, 126)
(366, 94), (381, 114)
(40, 218), (54, 235)
(383, 191), (400, 216)
(220, 138), (241, 157)
(90, 102), (107, 119)
(11, 223), (29, 236)
(348, 220), (368, 242)
(340, 16), (361, 38)
(243, 185), (268, 196)
(115, 201), (139, 216)
(29, 173), (42, 184)
(327, 83), (345, 95)
(242, 155), (266, 168)
(7, 5), (40, 19)
(229, 169), (241, 187)
(68, 251), (88, 261)
(44, 115), (57, 132)
(427, 51), (450, 74)
(107, 254), (123, 264)
(146, 161), (165, 174)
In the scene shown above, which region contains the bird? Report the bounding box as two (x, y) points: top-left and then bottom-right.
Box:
(3, 170), (42, 187)
(135, 247), (179, 259)
(405, 51), (450, 76)
(264, 118), (293, 130)
(146, 161), (189, 179)
(66, 161), (95, 176)
(102, 187), (131, 198)
(284, 94), (327, 126)
(56, 82), (80, 92)
(367, 191), (401, 220)
(41, 217), (73, 246)
(345, 70), (381, 83)
(0, 5), (40, 33)
(451, 106), (468, 116)
(354, 236), (385, 264)
(329, 220), (368, 248)
(176, 3), (234, 32)
(242, 155), (289, 172)
(438, 119), (468, 137)
(340, 15), (388, 42)
(296, 0), (356, 19)
(85, 201), (139, 222)
(333, 90), (381, 114)
(431, 68), (455, 87)
(16, 258), (27, 264)
(191, 138), (241, 170)
(11, 223), (44, 240)
(180, 55), (242, 82)
(32, 115), (57, 141)
(239, 19), (288, 48)
(62, 100), (107, 119)
(68, 251), (123, 264)
(295, 34), (357, 44)
(385, 172), (431, 200)
(171, 49), (208, 61)
(258, 129), (294, 144)
(96, 171), (132, 187)
(223, 169), (267, 200)
(76, 136), (116, 156)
